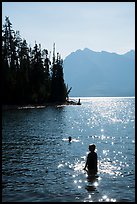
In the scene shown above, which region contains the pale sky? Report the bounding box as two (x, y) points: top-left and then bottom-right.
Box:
(2, 2), (135, 59)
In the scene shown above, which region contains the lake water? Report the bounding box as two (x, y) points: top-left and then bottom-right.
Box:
(2, 97), (135, 202)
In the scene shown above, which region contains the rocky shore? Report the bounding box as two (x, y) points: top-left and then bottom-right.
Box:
(2, 99), (81, 111)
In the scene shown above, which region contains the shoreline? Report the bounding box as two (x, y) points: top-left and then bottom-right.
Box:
(2, 100), (81, 110)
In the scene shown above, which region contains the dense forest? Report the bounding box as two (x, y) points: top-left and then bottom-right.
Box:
(2, 16), (71, 105)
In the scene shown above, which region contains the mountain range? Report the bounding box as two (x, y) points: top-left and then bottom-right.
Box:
(63, 48), (135, 97)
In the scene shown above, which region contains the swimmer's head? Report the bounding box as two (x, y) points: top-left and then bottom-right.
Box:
(89, 144), (96, 152)
(68, 136), (72, 142)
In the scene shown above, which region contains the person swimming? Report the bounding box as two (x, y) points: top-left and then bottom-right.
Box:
(68, 136), (72, 142)
(83, 144), (98, 175)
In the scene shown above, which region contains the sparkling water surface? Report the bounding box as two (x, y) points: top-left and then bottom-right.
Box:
(2, 97), (135, 202)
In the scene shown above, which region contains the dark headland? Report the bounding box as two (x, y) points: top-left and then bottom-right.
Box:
(2, 17), (81, 109)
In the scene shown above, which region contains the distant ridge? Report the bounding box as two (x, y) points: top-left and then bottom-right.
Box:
(64, 48), (135, 97)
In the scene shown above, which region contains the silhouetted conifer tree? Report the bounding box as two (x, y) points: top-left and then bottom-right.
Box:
(17, 39), (31, 104)
(2, 16), (18, 104)
(42, 49), (51, 101)
(50, 47), (68, 103)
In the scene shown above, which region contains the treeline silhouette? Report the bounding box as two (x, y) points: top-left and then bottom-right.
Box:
(2, 16), (71, 105)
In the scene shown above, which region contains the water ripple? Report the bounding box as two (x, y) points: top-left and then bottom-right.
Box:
(2, 97), (135, 202)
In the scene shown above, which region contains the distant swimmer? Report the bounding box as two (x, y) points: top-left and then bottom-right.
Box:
(62, 137), (79, 142)
(68, 136), (72, 142)
(77, 98), (81, 105)
(83, 144), (98, 176)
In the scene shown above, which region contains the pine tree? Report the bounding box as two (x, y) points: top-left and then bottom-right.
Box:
(2, 16), (18, 104)
(50, 44), (68, 103)
(30, 43), (49, 103)
(42, 49), (51, 101)
(17, 39), (31, 104)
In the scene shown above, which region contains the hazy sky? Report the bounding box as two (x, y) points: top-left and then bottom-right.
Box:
(2, 2), (135, 59)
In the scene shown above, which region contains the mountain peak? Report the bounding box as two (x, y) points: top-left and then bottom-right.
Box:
(66, 48), (135, 60)
(64, 48), (135, 97)
(123, 49), (135, 58)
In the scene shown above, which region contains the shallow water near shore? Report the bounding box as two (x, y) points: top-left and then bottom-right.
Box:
(2, 97), (135, 202)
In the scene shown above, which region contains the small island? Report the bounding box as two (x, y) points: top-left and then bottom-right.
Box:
(2, 17), (81, 108)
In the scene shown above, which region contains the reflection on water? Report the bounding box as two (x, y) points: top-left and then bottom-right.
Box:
(2, 97), (135, 202)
